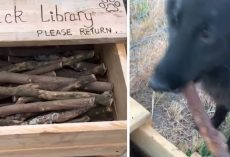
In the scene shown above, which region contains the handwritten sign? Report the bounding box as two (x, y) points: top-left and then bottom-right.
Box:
(0, 0), (126, 46)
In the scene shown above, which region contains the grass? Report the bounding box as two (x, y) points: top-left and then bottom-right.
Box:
(186, 141), (212, 157)
(130, 0), (167, 44)
(130, 0), (150, 21)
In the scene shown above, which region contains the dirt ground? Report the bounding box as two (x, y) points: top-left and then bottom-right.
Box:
(130, 0), (230, 155)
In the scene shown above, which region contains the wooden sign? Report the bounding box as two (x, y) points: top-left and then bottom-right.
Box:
(0, 0), (126, 46)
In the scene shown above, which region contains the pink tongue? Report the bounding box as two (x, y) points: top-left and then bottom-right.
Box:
(182, 82), (230, 157)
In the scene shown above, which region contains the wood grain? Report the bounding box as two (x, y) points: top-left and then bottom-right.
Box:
(0, 0), (126, 46)
(131, 124), (187, 157)
(130, 98), (151, 133)
(0, 144), (126, 157)
(99, 44), (127, 120)
(0, 121), (126, 156)
(130, 98), (187, 157)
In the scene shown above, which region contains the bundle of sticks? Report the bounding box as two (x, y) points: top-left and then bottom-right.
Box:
(0, 46), (114, 126)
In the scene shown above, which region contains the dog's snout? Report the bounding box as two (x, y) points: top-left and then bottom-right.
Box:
(148, 76), (171, 92)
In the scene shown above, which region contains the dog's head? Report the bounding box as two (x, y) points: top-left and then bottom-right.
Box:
(149, 0), (230, 92)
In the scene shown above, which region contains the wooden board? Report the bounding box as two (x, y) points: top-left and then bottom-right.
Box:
(0, 0), (126, 46)
(130, 98), (151, 133)
(130, 99), (187, 157)
(131, 124), (187, 157)
(0, 144), (125, 157)
(0, 121), (126, 157)
(99, 43), (127, 120)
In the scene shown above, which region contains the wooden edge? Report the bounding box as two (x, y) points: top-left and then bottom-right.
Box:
(0, 121), (126, 135)
(99, 43), (127, 120)
(130, 97), (151, 133)
(0, 38), (127, 47)
(131, 123), (187, 157)
(0, 121), (127, 157)
(115, 43), (127, 86)
(0, 143), (126, 157)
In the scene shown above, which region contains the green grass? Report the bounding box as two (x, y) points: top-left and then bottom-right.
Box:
(130, 0), (150, 21)
(186, 141), (212, 157)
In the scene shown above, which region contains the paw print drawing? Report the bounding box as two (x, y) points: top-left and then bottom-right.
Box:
(99, 0), (121, 13)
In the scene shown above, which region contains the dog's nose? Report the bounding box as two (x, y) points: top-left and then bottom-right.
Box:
(148, 76), (170, 92)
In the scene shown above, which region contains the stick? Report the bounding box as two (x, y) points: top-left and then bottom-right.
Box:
(0, 98), (95, 117)
(33, 54), (61, 61)
(0, 119), (22, 126)
(23, 107), (92, 125)
(86, 106), (113, 118)
(0, 71), (96, 87)
(0, 60), (56, 72)
(71, 62), (107, 76)
(0, 86), (112, 106)
(66, 115), (90, 123)
(7, 56), (30, 64)
(25, 62), (63, 75)
(73, 62), (100, 71)
(55, 69), (85, 78)
(16, 97), (41, 104)
(7, 112), (39, 121)
(81, 81), (113, 92)
(24, 51), (94, 75)
(43, 71), (57, 77)
(15, 74), (97, 103)
(59, 75), (97, 91)
(0, 51), (94, 73)
(16, 73), (96, 91)
(13, 99), (95, 122)
(183, 82), (230, 157)
(56, 64), (107, 77)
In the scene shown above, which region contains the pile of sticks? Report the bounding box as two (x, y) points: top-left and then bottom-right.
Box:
(0, 46), (114, 126)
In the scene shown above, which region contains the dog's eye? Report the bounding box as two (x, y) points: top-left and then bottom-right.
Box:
(200, 25), (214, 44)
(171, 13), (181, 27)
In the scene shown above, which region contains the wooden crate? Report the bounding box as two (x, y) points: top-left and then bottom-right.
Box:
(0, 0), (127, 156)
(0, 43), (127, 157)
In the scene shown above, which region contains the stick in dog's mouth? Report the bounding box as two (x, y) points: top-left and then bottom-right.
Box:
(182, 82), (230, 157)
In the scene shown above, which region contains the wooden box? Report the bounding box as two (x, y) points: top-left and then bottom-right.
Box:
(0, 0), (127, 156)
(0, 44), (127, 157)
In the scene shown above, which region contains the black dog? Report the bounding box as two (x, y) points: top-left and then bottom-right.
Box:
(149, 0), (230, 149)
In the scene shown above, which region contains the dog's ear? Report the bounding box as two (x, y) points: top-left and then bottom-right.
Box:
(166, 0), (182, 27)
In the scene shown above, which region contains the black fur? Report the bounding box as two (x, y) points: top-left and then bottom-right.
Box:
(149, 0), (230, 150)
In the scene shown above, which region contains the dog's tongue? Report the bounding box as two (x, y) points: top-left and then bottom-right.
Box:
(182, 82), (230, 157)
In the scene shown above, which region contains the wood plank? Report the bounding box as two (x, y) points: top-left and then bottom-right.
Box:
(0, 121), (127, 156)
(130, 98), (151, 133)
(0, 144), (126, 157)
(115, 43), (127, 85)
(0, 0), (126, 46)
(131, 124), (187, 157)
(99, 44), (127, 120)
